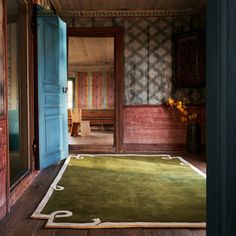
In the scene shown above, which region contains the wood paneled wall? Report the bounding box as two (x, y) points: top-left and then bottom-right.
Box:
(0, 119), (7, 219)
(123, 105), (205, 152)
(76, 71), (114, 109)
(0, 0), (8, 220)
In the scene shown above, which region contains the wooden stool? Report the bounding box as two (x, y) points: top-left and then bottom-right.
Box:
(70, 109), (82, 136)
(80, 121), (91, 136)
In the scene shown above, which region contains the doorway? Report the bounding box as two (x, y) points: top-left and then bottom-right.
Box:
(67, 27), (124, 153)
(7, 0), (31, 187)
(68, 37), (114, 147)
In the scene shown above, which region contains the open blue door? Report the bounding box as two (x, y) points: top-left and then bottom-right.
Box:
(37, 7), (68, 169)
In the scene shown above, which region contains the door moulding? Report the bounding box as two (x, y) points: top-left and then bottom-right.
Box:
(67, 27), (124, 152)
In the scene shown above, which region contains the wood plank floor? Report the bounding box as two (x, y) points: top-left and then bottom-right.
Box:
(0, 154), (206, 236)
(69, 131), (114, 145)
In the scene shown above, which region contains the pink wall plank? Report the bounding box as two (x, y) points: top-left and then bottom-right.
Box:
(0, 119), (7, 219)
(107, 70), (114, 109)
(77, 71), (114, 109)
(123, 106), (205, 145)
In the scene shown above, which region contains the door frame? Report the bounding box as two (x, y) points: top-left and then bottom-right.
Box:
(9, 0), (31, 188)
(207, 0), (236, 235)
(67, 27), (124, 152)
(4, 0), (35, 206)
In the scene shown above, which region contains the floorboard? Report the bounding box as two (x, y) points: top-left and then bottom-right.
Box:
(69, 131), (114, 145)
(0, 154), (206, 236)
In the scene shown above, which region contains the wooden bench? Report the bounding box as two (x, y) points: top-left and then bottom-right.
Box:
(68, 109), (114, 131)
(82, 109), (114, 127)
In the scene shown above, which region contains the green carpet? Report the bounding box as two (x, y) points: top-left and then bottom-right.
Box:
(31, 155), (206, 228)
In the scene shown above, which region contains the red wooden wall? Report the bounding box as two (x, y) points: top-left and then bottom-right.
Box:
(123, 105), (205, 151)
(0, 0), (8, 220)
(0, 119), (7, 219)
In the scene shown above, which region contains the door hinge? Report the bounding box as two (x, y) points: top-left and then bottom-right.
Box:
(32, 140), (37, 156)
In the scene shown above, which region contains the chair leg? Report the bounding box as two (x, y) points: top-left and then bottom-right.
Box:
(71, 123), (79, 136)
(70, 123), (74, 136)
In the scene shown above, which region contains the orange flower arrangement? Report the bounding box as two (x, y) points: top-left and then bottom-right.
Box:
(167, 98), (198, 123)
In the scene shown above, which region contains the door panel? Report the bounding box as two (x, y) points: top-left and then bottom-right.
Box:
(37, 12), (68, 169)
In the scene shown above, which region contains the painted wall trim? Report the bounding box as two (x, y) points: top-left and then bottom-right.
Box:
(59, 9), (198, 18)
(69, 62), (114, 72)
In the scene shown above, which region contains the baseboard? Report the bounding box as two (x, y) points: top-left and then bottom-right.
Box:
(69, 143), (206, 155)
(0, 203), (7, 220)
(10, 170), (39, 207)
(122, 143), (186, 153)
(69, 145), (116, 153)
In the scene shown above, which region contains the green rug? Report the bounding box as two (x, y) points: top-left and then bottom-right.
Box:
(31, 154), (206, 229)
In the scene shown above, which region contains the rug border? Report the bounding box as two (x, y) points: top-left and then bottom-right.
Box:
(31, 154), (206, 229)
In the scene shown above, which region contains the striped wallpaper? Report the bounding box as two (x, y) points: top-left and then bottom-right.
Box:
(76, 71), (114, 109)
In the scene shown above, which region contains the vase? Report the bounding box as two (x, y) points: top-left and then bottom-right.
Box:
(186, 122), (201, 154)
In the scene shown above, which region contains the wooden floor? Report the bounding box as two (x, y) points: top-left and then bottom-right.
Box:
(69, 130), (114, 145)
(69, 130), (115, 153)
(0, 154), (206, 236)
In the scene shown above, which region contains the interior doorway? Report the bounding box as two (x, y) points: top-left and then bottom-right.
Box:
(68, 37), (115, 147)
(67, 27), (124, 153)
(7, 0), (31, 187)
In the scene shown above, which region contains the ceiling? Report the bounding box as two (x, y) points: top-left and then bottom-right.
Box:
(68, 37), (114, 65)
(52, 0), (206, 11)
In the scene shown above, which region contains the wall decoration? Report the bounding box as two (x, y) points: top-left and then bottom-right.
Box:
(69, 62), (113, 72)
(174, 30), (205, 88)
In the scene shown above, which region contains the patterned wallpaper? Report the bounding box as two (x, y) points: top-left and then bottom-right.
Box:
(124, 17), (172, 105)
(74, 71), (114, 109)
(66, 15), (205, 105)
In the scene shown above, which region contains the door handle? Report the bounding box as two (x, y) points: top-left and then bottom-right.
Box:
(62, 87), (68, 93)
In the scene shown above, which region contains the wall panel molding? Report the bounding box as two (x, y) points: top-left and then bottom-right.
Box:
(69, 62), (114, 72)
(60, 9), (198, 18)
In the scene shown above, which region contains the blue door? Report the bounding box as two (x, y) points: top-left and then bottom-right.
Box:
(37, 9), (68, 169)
